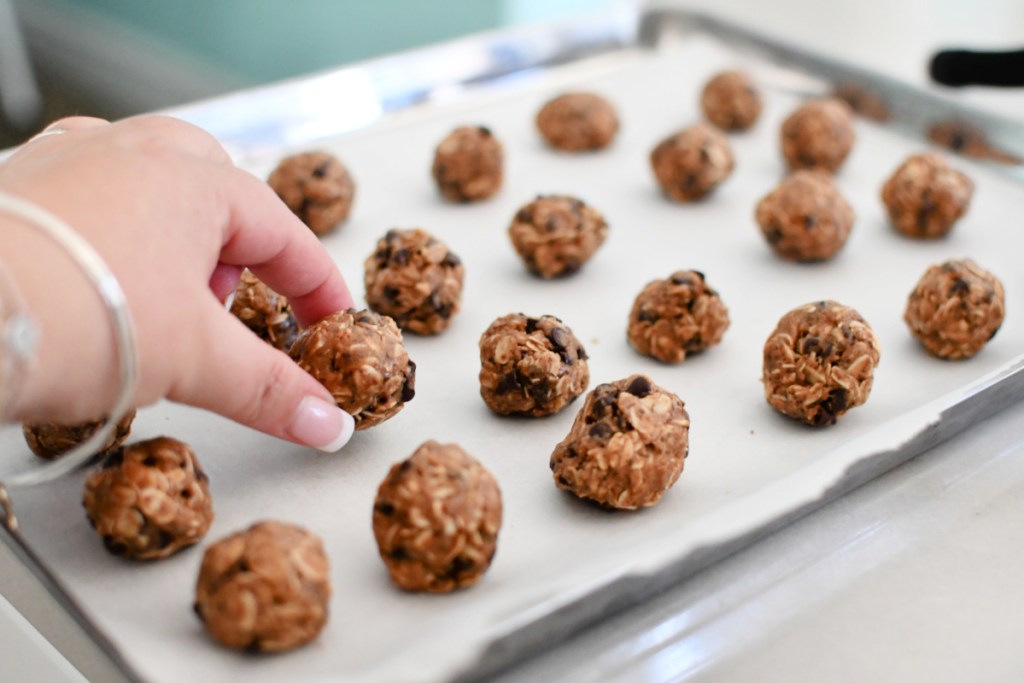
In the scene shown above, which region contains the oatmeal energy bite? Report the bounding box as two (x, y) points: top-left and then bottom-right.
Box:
(83, 437), (213, 560)
(628, 270), (730, 364)
(755, 170), (855, 262)
(24, 410), (135, 460)
(479, 313), (589, 416)
(289, 309), (415, 430)
(701, 70), (762, 131)
(432, 125), (503, 202)
(780, 98), (855, 173)
(535, 92), (619, 151)
(508, 195), (608, 278)
(650, 123), (734, 202)
(267, 150), (355, 237)
(904, 259), (1004, 360)
(881, 153), (974, 239)
(550, 375), (690, 510)
(373, 440), (503, 593)
(229, 270), (298, 351)
(194, 521), (330, 653)
(364, 228), (464, 335)
(762, 301), (881, 426)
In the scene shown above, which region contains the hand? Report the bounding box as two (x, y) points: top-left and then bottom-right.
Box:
(0, 115), (355, 451)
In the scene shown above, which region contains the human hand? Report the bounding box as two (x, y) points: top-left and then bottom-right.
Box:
(0, 115), (356, 451)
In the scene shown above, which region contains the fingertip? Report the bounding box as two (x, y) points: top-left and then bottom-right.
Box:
(285, 395), (355, 452)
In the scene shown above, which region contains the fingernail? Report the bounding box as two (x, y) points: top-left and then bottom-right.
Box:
(287, 396), (354, 452)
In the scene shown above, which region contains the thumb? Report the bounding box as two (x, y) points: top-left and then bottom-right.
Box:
(170, 299), (354, 451)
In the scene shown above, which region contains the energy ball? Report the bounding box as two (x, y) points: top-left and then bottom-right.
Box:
(650, 123), (735, 202)
(479, 313), (589, 416)
(83, 437), (213, 561)
(372, 440), (502, 593)
(550, 374), (690, 510)
(780, 98), (855, 173)
(364, 228), (464, 335)
(508, 195), (608, 278)
(23, 410), (135, 460)
(431, 125), (503, 202)
(904, 259), (1004, 359)
(627, 270), (730, 364)
(289, 309), (416, 430)
(763, 301), (881, 426)
(700, 70), (763, 131)
(755, 170), (855, 262)
(535, 92), (619, 151)
(194, 521), (330, 653)
(267, 151), (355, 236)
(881, 153), (974, 239)
(229, 270), (298, 352)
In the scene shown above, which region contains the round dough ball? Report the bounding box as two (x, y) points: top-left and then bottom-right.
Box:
(431, 125), (503, 202)
(755, 170), (855, 262)
(700, 70), (762, 131)
(479, 313), (589, 416)
(650, 123), (735, 202)
(627, 270), (730, 363)
(24, 410), (135, 460)
(194, 521), (330, 653)
(267, 151), (355, 236)
(229, 270), (298, 352)
(508, 195), (608, 278)
(289, 310), (416, 430)
(535, 92), (619, 151)
(780, 98), (855, 173)
(550, 374), (689, 509)
(373, 440), (502, 593)
(904, 259), (1004, 359)
(881, 153), (973, 239)
(762, 301), (881, 426)
(83, 437), (213, 560)
(364, 228), (464, 335)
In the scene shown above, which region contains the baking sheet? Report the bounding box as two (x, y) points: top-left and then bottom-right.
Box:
(4, 8), (1024, 683)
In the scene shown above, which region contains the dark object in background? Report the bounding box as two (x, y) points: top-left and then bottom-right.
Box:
(930, 48), (1024, 87)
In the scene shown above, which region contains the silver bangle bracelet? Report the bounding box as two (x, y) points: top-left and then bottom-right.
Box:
(0, 190), (139, 531)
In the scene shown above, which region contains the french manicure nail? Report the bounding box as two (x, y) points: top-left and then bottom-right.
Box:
(287, 396), (354, 452)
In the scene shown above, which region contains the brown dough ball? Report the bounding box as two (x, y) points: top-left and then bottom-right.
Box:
(229, 270), (298, 351)
(194, 521), (330, 653)
(23, 410), (135, 460)
(904, 259), (1004, 359)
(83, 437), (213, 560)
(881, 153), (974, 239)
(700, 70), (763, 131)
(372, 440), (502, 593)
(755, 170), (855, 262)
(627, 271), (730, 364)
(780, 98), (855, 173)
(289, 310), (416, 430)
(650, 123), (735, 202)
(508, 195), (608, 278)
(832, 83), (890, 122)
(431, 126), (503, 202)
(267, 151), (355, 236)
(762, 301), (881, 426)
(478, 313), (589, 416)
(364, 228), (464, 335)
(535, 92), (619, 151)
(550, 375), (690, 509)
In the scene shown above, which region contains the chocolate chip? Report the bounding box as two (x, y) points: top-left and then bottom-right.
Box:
(767, 226), (784, 245)
(529, 380), (553, 405)
(670, 273), (694, 286)
(245, 640), (264, 655)
(578, 345), (588, 361)
(442, 251), (461, 268)
(429, 289), (444, 313)
(180, 488), (192, 499)
(157, 531), (175, 549)
(804, 215), (817, 229)
(383, 286), (400, 302)
(391, 248), (410, 266)
(142, 455), (158, 467)
(950, 277), (970, 295)
(802, 336), (820, 354)
(446, 556), (475, 579)
(374, 501), (395, 516)
(401, 372), (416, 403)
(949, 130), (966, 151)
(103, 536), (128, 557)
(102, 449), (124, 470)
(385, 229), (401, 242)
(683, 173), (697, 189)
(516, 209), (532, 223)
(557, 475), (571, 487)
(311, 161), (331, 178)
(477, 126), (492, 137)
(193, 602), (204, 620)
(626, 376), (652, 397)
(194, 465), (209, 483)
(397, 459), (412, 473)
(495, 370), (524, 394)
(565, 445), (578, 459)
(589, 422), (612, 439)
(549, 327), (568, 350)
(524, 317), (539, 334)
(638, 310), (657, 323)
(591, 389), (616, 417)
(813, 388), (847, 426)
(389, 546), (410, 561)
(545, 217), (559, 232)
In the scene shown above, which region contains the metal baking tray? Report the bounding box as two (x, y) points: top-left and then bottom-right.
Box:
(4, 5), (1024, 682)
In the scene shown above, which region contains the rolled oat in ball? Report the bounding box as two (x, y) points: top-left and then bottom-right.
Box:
(373, 440), (503, 593)
(881, 153), (973, 239)
(780, 98), (855, 173)
(508, 195), (608, 278)
(229, 270), (298, 352)
(650, 123), (734, 202)
(83, 436), (213, 560)
(194, 521), (330, 653)
(762, 301), (881, 426)
(432, 125), (503, 202)
(550, 375), (690, 510)
(289, 309), (415, 430)
(479, 313), (589, 416)
(364, 228), (464, 335)
(904, 259), (1004, 360)
(627, 271), (730, 364)
(755, 170), (855, 262)
(24, 410), (135, 460)
(536, 92), (619, 151)
(268, 151), (355, 236)
(700, 70), (763, 131)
